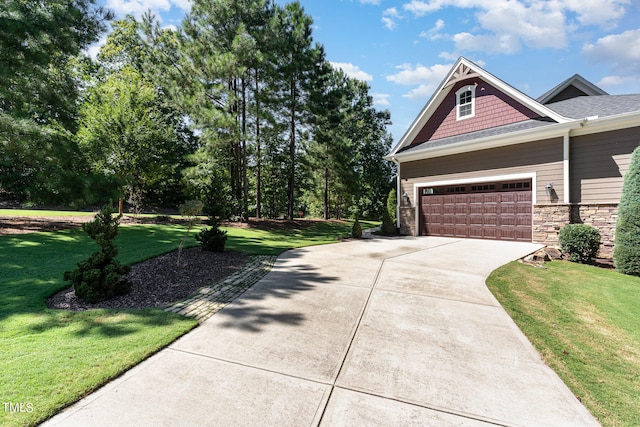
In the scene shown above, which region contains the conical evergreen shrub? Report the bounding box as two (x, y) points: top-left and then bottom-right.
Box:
(352, 218), (363, 238)
(64, 207), (131, 302)
(614, 146), (640, 276)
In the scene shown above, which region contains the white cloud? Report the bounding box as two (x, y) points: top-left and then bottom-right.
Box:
(583, 28), (640, 73)
(85, 35), (108, 59)
(360, 0), (381, 4)
(403, 84), (439, 99)
(403, 0), (629, 27)
(382, 7), (401, 30)
(106, 0), (191, 18)
(561, 0), (630, 27)
(419, 18), (445, 40)
(384, 7), (401, 17)
(386, 63), (452, 99)
(386, 62), (450, 85)
(330, 62), (374, 81)
(372, 93), (391, 106)
(400, 0), (631, 55)
(596, 75), (638, 88)
(403, 0), (441, 17)
(382, 17), (396, 30)
(453, 32), (522, 54)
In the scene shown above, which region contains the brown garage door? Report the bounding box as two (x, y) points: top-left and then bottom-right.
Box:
(419, 180), (532, 242)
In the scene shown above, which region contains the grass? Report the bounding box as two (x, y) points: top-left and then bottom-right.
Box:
(487, 260), (640, 427)
(0, 218), (356, 426)
(222, 220), (357, 255)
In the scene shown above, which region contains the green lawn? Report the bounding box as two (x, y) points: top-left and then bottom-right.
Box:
(222, 220), (357, 255)
(0, 219), (355, 427)
(487, 261), (640, 427)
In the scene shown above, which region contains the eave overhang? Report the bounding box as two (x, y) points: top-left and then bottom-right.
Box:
(385, 110), (640, 163)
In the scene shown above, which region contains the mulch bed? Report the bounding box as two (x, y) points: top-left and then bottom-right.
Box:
(47, 247), (248, 311)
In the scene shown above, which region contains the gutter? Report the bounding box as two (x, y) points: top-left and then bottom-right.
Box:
(391, 157), (401, 228)
(391, 121), (581, 162)
(389, 110), (640, 163)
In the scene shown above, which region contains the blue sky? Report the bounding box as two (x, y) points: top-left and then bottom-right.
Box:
(96, 0), (640, 142)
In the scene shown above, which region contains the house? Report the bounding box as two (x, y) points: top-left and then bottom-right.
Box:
(386, 57), (640, 256)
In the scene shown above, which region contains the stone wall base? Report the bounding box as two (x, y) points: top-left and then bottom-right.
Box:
(570, 204), (617, 258)
(533, 204), (617, 258)
(399, 206), (415, 235)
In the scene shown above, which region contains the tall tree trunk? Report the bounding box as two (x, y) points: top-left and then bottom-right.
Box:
(255, 70), (261, 219)
(229, 78), (240, 218)
(241, 77), (248, 221)
(118, 187), (124, 215)
(324, 166), (329, 220)
(287, 78), (296, 221)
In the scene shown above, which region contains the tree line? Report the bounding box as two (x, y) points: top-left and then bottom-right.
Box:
(0, 0), (394, 220)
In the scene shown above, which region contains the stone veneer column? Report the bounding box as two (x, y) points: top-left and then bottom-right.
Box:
(532, 204), (571, 247)
(399, 207), (415, 235)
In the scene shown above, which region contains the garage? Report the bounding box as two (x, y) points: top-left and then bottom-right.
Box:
(419, 179), (532, 241)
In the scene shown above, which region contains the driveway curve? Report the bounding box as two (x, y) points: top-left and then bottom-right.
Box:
(43, 237), (599, 426)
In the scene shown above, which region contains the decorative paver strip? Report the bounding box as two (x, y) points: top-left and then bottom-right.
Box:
(164, 255), (277, 323)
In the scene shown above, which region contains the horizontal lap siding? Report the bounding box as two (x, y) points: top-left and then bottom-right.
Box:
(400, 138), (564, 206)
(570, 126), (640, 204)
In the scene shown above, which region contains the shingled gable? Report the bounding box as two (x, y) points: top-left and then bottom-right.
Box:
(387, 57), (570, 160)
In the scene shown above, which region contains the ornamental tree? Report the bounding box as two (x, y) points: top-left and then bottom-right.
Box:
(614, 146), (640, 276)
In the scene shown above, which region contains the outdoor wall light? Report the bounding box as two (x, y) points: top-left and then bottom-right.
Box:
(545, 182), (558, 202)
(402, 192), (411, 206)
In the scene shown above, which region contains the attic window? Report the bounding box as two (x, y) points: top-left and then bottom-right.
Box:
(456, 85), (476, 120)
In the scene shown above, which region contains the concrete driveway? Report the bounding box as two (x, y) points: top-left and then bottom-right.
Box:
(43, 237), (599, 426)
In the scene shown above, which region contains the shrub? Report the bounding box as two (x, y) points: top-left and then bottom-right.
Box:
(195, 226), (228, 252)
(352, 218), (363, 238)
(558, 224), (601, 264)
(386, 188), (397, 224)
(614, 146), (640, 276)
(381, 209), (397, 235)
(64, 207), (131, 303)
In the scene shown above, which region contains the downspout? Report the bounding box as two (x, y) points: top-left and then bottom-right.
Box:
(392, 157), (401, 230)
(564, 132), (570, 204)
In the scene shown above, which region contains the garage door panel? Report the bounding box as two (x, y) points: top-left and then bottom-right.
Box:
(483, 227), (499, 239)
(419, 181), (532, 242)
(501, 216), (517, 226)
(469, 214), (483, 226)
(483, 203), (499, 214)
(484, 193), (501, 203)
(501, 204), (517, 215)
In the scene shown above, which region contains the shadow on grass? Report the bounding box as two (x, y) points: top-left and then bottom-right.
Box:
(0, 225), (191, 329)
(27, 308), (189, 338)
(1, 222), (352, 336)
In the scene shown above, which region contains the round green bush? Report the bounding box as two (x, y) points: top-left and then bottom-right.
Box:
(196, 226), (228, 252)
(558, 224), (601, 264)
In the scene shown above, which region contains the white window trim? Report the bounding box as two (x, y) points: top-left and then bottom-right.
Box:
(455, 85), (476, 121)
